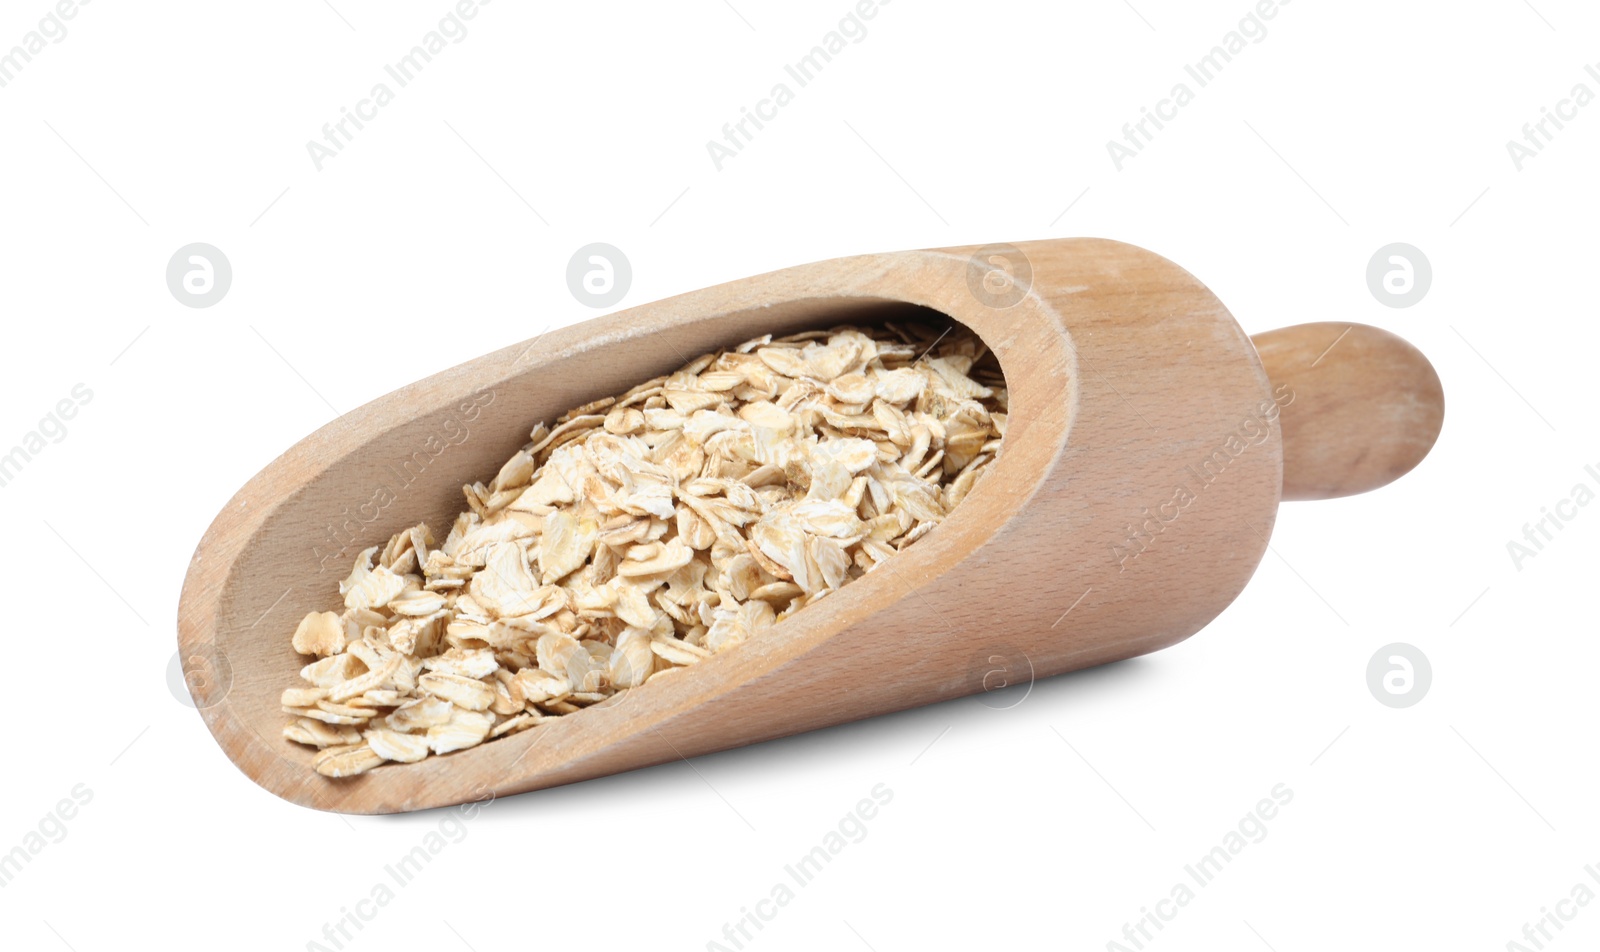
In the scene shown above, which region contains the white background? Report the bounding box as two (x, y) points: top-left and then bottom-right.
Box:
(1, 1), (1595, 949)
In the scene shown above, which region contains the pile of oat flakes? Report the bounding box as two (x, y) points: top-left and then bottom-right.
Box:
(284, 322), (1007, 777)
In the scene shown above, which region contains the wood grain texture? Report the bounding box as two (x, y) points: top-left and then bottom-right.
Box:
(1252, 322), (1444, 500)
(178, 237), (1289, 814)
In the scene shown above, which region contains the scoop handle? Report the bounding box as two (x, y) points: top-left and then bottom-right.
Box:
(1250, 322), (1444, 501)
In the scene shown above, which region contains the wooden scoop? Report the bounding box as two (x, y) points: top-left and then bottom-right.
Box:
(177, 237), (1443, 814)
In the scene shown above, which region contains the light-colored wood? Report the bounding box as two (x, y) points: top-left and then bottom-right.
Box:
(177, 238), (1438, 814)
(1251, 322), (1444, 500)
